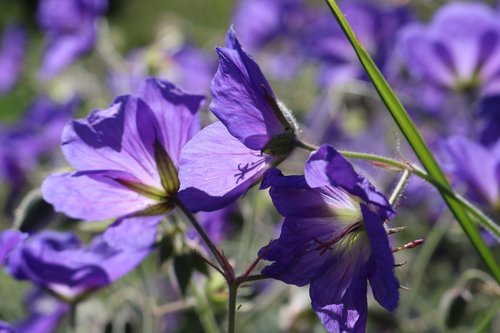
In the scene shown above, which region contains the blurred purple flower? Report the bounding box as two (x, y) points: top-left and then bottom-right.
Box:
(233, 0), (305, 50)
(109, 45), (215, 95)
(398, 2), (500, 96)
(13, 289), (68, 333)
(42, 78), (204, 225)
(5, 230), (152, 299)
(308, 1), (412, 87)
(260, 144), (399, 332)
(37, 0), (108, 79)
(0, 230), (27, 265)
(478, 95), (500, 145)
(445, 136), (500, 212)
(0, 321), (14, 333)
(0, 25), (26, 94)
(233, 0), (308, 79)
(178, 28), (297, 212)
(0, 96), (77, 213)
(187, 204), (238, 246)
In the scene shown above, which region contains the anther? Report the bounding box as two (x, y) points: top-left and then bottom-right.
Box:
(392, 239), (425, 253)
(387, 226), (407, 235)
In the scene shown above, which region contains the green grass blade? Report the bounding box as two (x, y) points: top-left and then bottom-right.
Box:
(324, 0), (500, 282)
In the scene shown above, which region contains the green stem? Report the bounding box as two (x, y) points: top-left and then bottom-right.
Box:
(190, 283), (221, 333)
(296, 140), (500, 241)
(389, 169), (412, 206)
(175, 198), (226, 272)
(69, 302), (77, 333)
(323, 0), (500, 282)
(227, 283), (238, 333)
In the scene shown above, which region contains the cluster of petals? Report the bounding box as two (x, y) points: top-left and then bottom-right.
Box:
(260, 144), (399, 333)
(178, 28), (297, 211)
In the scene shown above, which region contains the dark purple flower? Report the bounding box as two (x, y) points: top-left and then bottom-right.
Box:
(0, 25), (26, 94)
(37, 0), (108, 79)
(42, 78), (204, 221)
(445, 136), (500, 212)
(13, 289), (68, 333)
(308, 2), (412, 87)
(259, 144), (399, 332)
(398, 2), (500, 96)
(178, 28), (297, 212)
(0, 229), (27, 265)
(478, 95), (500, 145)
(5, 230), (152, 299)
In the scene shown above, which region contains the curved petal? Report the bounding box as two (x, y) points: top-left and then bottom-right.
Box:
(136, 78), (205, 165)
(262, 168), (354, 219)
(312, 271), (368, 333)
(260, 217), (342, 286)
(306, 145), (394, 219)
(178, 121), (272, 211)
(42, 170), (157, 221)
(61, 95), (162, 188)
(210, 28), (287, 150)
(362, 205), (399, 311)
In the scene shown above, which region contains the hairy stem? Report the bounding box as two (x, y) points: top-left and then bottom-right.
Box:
(175, 198), (226, 274)
(296, 140), (500, 240)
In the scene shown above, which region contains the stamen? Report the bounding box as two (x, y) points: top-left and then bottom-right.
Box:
(313, 222), (362, 255)
(392, 239), (425, 253)
(387, 226), (407, 235)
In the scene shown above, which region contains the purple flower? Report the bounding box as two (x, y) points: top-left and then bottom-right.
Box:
(398, 2), (500, 96)
(0, 230), (27, 265)
(42, 78), (204, 222)
(5, 230), (152, 299)
(178, 28), (297, 212)
(307, 2), (412, 87)
(0, 25), (26, 94)
(259, 145), (399, 332)
(233, 0), (305, 50)
(37, 0), (108, 79)
(13, 289), (68, 333)
(478, 95), (500, 145)
(109, 44), (215, 95)
(187, 205), (238, 246)
(445, 136), (500, 212)
(0, 96), (77, 186)
(0, 321), (14, 333)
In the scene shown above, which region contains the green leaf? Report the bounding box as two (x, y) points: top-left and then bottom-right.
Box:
(174, 253), (194, 295)
(323, 0), (500, 282)
(157, 235), (175, 266)
(190, 251), (210, 276)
